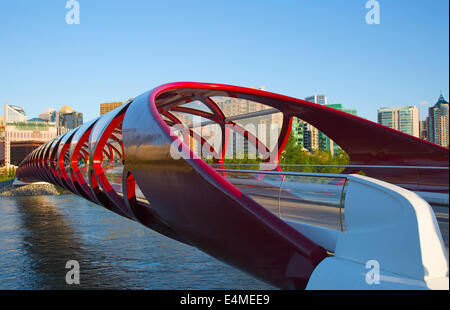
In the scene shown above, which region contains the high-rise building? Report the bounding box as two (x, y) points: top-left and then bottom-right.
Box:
(292, 97), (357, 155)
(303, 122), (319, 152)
(419, 120), (428, 141)
(427, 93), (449, 147)
(39, 107), (56, 122)
(298, 95), (329, 152)
(305, 95), (328, 105)
(216, 87), (272, 117)
(377, 106), (419, 137)
(3, 104), (27, 123)
(100, 102), (124, 115)
(320, 103), (357, 155)
(0, 117), (4, 166)
(56, 106), (83, 134)
(212, 86), (283, 158)
(291, 117), (304, 149)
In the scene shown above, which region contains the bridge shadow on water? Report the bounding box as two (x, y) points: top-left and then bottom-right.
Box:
(13, 195), (127, 289)
(1, 194), (274, 290)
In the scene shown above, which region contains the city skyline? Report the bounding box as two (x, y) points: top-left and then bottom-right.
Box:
(0, 0), (448, 123)
(1, 91), (446, 123)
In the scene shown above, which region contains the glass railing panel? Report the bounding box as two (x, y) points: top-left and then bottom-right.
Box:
(79, 164), (90, 184)
(134, 178), (149, 204)
(218, 168), (348, 231)
(416, 167), (449, 194)
(102, 164), (124, 194)
(222, 171), (283, 216)
(279, 175), (346, 231)
(64, 162), (72, 179)
(135, 185), (147, 201)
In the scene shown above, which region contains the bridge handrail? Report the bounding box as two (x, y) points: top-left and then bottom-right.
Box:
(216, 168), (349, 233)
(210, 164), (449, 170)
(215, 168), (353, 178)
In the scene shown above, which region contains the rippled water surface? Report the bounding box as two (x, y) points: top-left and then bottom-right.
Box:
(0, 194), (274, 289)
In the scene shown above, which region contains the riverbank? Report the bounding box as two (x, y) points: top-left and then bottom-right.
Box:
(0, 180), (70, 196)
(0, 179), (15, 191)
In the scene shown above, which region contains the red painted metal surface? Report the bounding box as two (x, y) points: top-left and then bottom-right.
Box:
(16, 82), (449, 289)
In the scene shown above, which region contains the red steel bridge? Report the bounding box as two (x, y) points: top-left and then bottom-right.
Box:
(16, 82), (449, 289)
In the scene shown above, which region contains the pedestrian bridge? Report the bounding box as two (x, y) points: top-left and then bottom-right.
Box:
(16, 82), (449, 289)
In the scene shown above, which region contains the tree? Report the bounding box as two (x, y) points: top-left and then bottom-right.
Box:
(278, 131), (350, 173)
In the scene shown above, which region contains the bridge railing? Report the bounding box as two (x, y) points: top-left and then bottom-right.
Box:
(210, 163), (449, 194)
(214, 168), (349, 232)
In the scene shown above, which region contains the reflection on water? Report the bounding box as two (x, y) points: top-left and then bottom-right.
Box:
(0, 195), (274, 289)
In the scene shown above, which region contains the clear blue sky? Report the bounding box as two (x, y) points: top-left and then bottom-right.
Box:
(0, 0), (448, 123)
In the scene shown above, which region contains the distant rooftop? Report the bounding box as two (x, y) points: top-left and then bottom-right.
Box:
(435, 93), (449, 107)
(41, 107), (56, 114)
(59, 105), (75, 114)
(378, 105), (416, 111)
(6, 104), (26, 115)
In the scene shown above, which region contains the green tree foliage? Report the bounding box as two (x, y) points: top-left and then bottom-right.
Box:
(221, 152), (263, 170)
(279, 131), (349, 173)
(203, 152), (263, 170)
(0, 167), (16, 182)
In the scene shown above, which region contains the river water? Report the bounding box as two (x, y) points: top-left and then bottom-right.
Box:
(0, 194), (274, 289)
